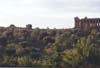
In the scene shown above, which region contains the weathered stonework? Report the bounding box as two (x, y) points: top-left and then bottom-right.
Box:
(74, 17), (100, 31)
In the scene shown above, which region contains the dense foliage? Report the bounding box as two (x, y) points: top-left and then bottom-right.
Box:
(0, 25), (100, 68)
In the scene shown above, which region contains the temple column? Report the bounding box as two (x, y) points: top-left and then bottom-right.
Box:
(83, 18), (88, 32)
(98, 20), (100, 27)
(74, 17), (80, 28)
(92, 20), (97, 28)
(81, 20), (83, 29)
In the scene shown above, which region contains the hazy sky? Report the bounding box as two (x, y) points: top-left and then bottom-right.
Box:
(0, 0), (100, 28)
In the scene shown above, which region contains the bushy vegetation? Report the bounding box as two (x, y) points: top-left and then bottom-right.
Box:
(0, 25), (100, 68)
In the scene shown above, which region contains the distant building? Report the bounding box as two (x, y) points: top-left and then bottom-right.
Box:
(74, 17), (100, 31)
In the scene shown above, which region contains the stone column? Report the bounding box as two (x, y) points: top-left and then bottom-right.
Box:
(83, 18), (88, 32)
(93, 20), (97, 28)
(74, 17), (80, 28)
(80, 20), (84, 30)
(98, 20), (99, 27)
(97, 20), (98, 26)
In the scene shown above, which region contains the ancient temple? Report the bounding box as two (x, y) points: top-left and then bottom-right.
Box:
(74, 17), (100, 31)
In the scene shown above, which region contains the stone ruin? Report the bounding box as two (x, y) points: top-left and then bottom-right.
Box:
(74, 17), (100, 31)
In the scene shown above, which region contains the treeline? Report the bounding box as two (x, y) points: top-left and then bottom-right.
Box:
(0, 24), (100, 68)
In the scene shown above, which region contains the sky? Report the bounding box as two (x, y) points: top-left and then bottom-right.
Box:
(0, 0), (100, 29)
